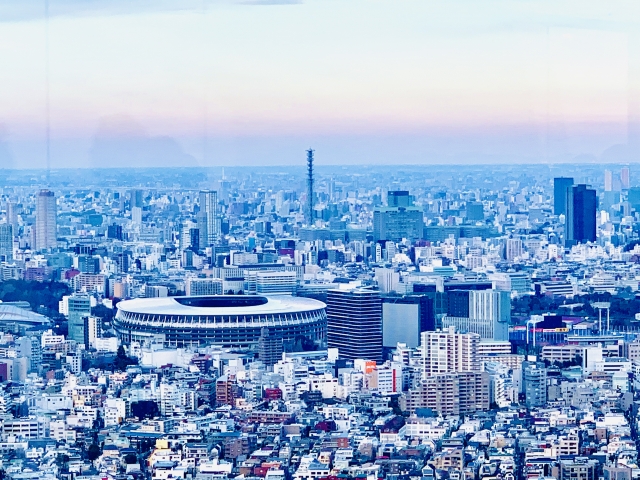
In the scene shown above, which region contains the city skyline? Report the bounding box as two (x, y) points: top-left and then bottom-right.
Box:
(1, 0), (640, 168)
(0, 133), (636, 476)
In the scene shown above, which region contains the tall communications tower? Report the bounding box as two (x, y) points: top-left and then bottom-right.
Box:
(306, 148), (314, 225)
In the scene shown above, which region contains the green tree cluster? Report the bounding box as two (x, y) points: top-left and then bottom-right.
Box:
(131, 400), (160, 420)
(87, 443), (101, 463)
(91, 304), (115, 323)
(511, 295), (561, 317)
(513, 290), (640, 327)
(0, 279), (70, 318)
(113, 346), (138, 371)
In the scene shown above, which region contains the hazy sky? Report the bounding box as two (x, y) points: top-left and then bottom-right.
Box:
(1, 0), (640, 168)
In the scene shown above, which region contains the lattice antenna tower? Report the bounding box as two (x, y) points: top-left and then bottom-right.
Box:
(306, 148), (314, 225)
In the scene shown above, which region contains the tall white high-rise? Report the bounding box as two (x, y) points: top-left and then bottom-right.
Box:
(621, 166), (630, 190)
(131, 206), (142, 225)
(420, 326), (481, 379)
(180, 220), (197, 251)
(468, 290), (511, 324)
(505, 237), (523, 262)
(6, 202), (18, 230)
(375, 267), (399, 293)
(36, 190), (57, 251)
(85, 316), (101, 349)
(604, 170), (613, 192)
(443, 290), (511, 341)
(198, 190), (219, 247)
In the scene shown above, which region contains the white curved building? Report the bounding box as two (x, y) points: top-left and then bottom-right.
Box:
(114, 295), (327, 349)
(0, 304), (51, 328)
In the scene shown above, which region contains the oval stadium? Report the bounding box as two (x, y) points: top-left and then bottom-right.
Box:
(114, 295), (327, 349)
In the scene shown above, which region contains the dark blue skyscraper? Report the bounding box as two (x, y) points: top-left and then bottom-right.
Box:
(387, 190), (412, 207)
(327, 288), (382, 362)
(553, 177), (574, 215)
(566, 184), (597, 246)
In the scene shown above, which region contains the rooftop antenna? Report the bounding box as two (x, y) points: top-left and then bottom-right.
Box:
(306, 148), (314, 225)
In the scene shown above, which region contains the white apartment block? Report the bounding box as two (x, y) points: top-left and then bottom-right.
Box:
(32, 394), (73, 412)
(373, 363), (403, 394)
(41, 329), (65, 348)
(309, 373), (339, 399)
(66, 354), (82, 375)
(245, 271), (297, 295)
(420, 327), (481, 379)
(72, 273), (107, 294)
(627, 339), (640, 364)
(594, 358), (631, 374)
(541, 345), (584, 364)
(94, 337), (119, 352)
(2, 417), (48, 440)
(478, 341), (511, 356)
(104, 398), (127, 426)
(400, 417), (449, 441)
(159, 382), (196, 417)
(185, 277), (223, 296)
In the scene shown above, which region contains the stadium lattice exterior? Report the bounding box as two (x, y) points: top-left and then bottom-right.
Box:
(114, 295), (327, 349)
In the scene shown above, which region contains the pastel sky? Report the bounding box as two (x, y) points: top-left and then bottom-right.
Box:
(1, 0), (639, 168)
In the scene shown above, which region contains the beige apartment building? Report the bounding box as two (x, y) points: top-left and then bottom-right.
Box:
(401, 371), (490, 415)
(420, 327), (481, 379)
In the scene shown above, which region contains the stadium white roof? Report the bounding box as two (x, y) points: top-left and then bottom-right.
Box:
(0, 305), (51, 325)
(117, 295), (326, 316)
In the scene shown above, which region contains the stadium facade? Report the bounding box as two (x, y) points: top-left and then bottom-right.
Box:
(114, 295), (327, 349)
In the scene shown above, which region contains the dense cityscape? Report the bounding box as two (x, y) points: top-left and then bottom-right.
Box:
(0, 161), (636, 480)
